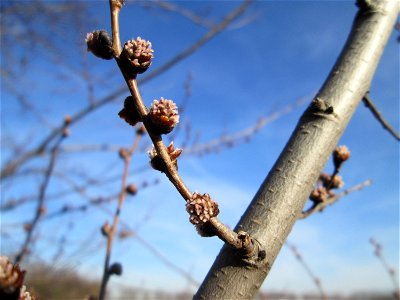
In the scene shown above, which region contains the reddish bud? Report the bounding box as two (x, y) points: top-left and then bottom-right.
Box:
(86, 30), (113, 60)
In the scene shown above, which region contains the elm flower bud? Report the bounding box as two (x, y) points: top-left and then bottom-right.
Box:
(149, 98), (179, 134)
(330, 175), (344, 189)
(118, 148), (130, 160)
(118, 96), (141, 126)
(101, 222), (111, 237)
(120, 37), (153, 75)
(109, 262), (123, 276)
(309, 187), (328, 203)
(148, 142), (182, 172)
(0, 255), (25, 295)
(85, 30), (113, 60)
(186, 192), (219, 225)
(333, 145), (350, 169)
(126, 184), (138, 196)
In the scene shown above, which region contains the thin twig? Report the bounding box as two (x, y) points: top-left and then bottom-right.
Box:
(369, 238), (400, 300)
(363, 92), (400, 141)
(14, 133), (67, 264)
(98, 133), (142, 300)
(286, 242), (328, 300)
(299, 179), (372, 219)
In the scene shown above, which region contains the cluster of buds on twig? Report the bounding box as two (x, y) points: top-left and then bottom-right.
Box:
(0, 256), (34, 300)
(149, 98), (179, 134)
(120, 37), (154, 76)
(309, 145), (350, 203)
(186, 192), (219, 225)
(148, 142), (182, 173)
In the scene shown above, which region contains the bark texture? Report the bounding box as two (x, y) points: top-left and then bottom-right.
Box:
(195, 1), (399, 299)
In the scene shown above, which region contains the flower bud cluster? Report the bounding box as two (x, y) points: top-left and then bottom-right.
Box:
(186, 192), (219, 225)
(309, 145), (350, 204)
(0, 256), (34, 299)
(148, 142), (182, 172)
(120, 37), (153, 75)
(149, 98), (179, 134)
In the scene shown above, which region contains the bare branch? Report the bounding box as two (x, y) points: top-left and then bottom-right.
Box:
(363, 92), (400, 141)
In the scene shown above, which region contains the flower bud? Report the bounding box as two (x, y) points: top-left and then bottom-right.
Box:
(0, 255), (25, 295)
(118, 148), (130, 160)
(101, 222), (111, 237)
(85, 30), (113, 60)
(120, 37), (153, 75)
(309, 187), (328, 203)
(148, 142), (182, 172)
(126, 184), (138, 195)
(186, 192), (219, 225)
(109, 262), (123, 276)
(118, 96), (141, 126)
(149, 98), (179, 134)
(333, 145), (350, 169)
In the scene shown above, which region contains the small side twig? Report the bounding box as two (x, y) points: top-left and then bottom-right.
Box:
(363, 92), (400, 141)
(14, 127), (69, 264)
(98, 132), (142, 300)
(369, 238), (400, 300)
(299, 179), (372, 219)
(286, 242), (328, 300)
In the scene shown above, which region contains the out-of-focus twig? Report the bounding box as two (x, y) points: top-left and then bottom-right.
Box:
(299, 179), (372, 219)
(369, 238), (400, 300)
(14, 130), (68, 264)
(286, 242), (328, 300)
(363, 92), (400, 141)
(184, 95), (307, 155)
(98, 130), (142, 300)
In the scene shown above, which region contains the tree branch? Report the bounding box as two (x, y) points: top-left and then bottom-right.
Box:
(195, 1), (398, 298)
(363, 92), (400, 141)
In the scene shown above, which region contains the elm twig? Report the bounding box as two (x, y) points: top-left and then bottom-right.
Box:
(14, 128), (69, 264)
(109, 0), (260, 258)
(98, 131), (142, 300)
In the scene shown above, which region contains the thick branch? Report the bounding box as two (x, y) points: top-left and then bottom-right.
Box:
(195, 1), (398, 299)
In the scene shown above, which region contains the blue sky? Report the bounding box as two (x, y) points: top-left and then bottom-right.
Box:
(1, 0), (399, 297)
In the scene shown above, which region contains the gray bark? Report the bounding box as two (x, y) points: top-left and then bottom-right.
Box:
(194, 1), (399, 299)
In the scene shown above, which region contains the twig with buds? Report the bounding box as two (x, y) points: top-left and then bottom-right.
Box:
(87, 0), (261, 266)
(14, 122), (69, 264)
(98, 130), (143, 300)
(369, 238), (400, 300)
(300, 145), (360, 218)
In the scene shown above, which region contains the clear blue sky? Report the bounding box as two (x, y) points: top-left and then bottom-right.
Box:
(1, 1), (398, 297)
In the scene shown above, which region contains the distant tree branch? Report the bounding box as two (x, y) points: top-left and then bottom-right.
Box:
(362, 92), (400, 141)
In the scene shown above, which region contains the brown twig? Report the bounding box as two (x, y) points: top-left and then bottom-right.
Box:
(14, 131), (67, 264)
(369, 238), (400, 300)
(98, 132), (142, 300)
(286, 242), (328, 300)
(111, 0), (259, 257)
(363, 92), (400, 141)
(184, 95), (308, 155)
(298, 179), (372, 219)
